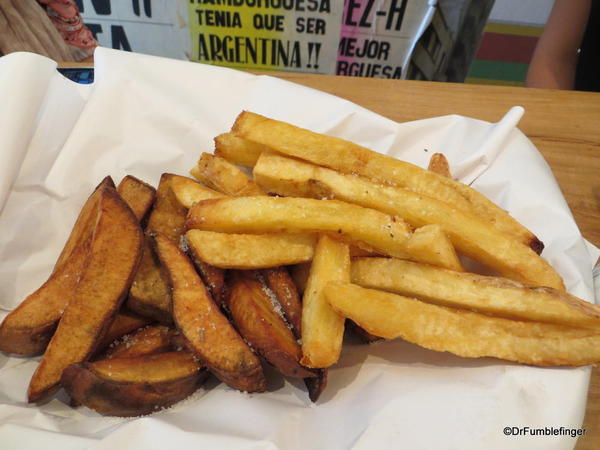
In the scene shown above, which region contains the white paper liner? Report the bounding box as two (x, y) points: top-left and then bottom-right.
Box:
(0, 48), (598, 450)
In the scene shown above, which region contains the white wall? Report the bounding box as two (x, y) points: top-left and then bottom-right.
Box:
(489, 0), (554, 26)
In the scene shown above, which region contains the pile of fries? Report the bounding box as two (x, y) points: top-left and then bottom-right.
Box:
(2, 111), (600, 417)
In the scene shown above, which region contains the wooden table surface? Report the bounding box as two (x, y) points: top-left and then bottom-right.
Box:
(268, 73), (600, 449)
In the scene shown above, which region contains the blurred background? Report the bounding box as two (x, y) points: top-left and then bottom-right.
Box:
(0, 0), (566, 87)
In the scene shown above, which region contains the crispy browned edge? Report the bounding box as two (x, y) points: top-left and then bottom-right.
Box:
(153, 233), (267, 393)
(61, 352), (207, 417)
(305, 368), (328, 403)
(225, 271), (315, 379)
(261, 267), (302, 339)
(27, 186), (143, 403)
(117, 175), (157, 224)
(0, 177), (114, 356)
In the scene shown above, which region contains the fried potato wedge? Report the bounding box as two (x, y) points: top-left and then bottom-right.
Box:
(254, 153), (562, 289)
(117, 175), (156, 223)
(28, 187), (143, 402)
(101, 325), (173, 360)
(214, 132), (267, 167)
(290, 262), (311, 295)
(53, 176), (115, 271)
(233, 111), (540, 250)
(189, 255), (226, 307)
(170, 175), (225, 209)
(128, 174), (188, 324)
(225, 271), (314, 378)
(153, 234), (266, 392)
(95, 311), (153, 355)
(187, 197), (412, 259)
(262, 267), (303, 338)
(301, 236), (350, 368)
(351, 258), (600, 329)
(405, 224), (463, 272)
(427, 153), (452, 178)
(305, 368), (328, 403)
(0, 177), (114, 356)
(325, 283), (600, 367)
(61, 352), (206, 417)
(192, 153), (264, 197)
(185, 230), (316, 269)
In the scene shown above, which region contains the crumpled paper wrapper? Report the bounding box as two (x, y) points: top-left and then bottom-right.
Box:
(0, 48), (598, 450)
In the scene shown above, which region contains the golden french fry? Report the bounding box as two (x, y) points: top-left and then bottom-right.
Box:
(405, 224), (463, 271)
(233, 111), (541, 251)
(153, 233), (266, 392)
(301, 236), (350, 368)
(427, 153), (452, 178)
(253, 153), (562, 289)
(170, 175), (225, 209)
(351, 257), (600, 329)
(214, 132), (267, 167)
(185, 230), (316, 269)
(186, 196), (412, 259)
(61, 352), (206, 417)
(28, 186), (143, 402)
(324, 283), (600, 367)
(192, 153), (264, 196)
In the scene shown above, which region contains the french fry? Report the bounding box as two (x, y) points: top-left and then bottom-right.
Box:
(233, 111), (541, 251)
(170, 174), (225, 209)
(186, 197), (412, 259)
(405, 224), (463, 272)
(185, 230), (316, 269)
(61, 352), (206, 417)
(225, 271), (314, 378)
(427, 153), (452, 178)
(28, 186), (143, 402)
(192, 153), (264, 196)
(301, 236), (350, 368)
(214, 132), (267, 167)
(0, 177), (113, 356)
(153, 233), (266, 392)
(100, 325), (173, 360)
(117, 175), (156, 223)
(253, 153), (562, 289)
(262, 267), (303, 338)
(351, 257), (600, 329)
(325, 283), (600, 367)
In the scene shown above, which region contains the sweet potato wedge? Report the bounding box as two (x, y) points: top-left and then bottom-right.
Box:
(28, 186), (143, 402)
(117, 175), (156, 223)
(225, 271), (314, 378)
(153, 234), (266, 392)
(61, 352), (206, 417)
(0, 177), (113, 356)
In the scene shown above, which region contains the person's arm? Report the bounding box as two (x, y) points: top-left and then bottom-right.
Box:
(525, 0), (591, 89)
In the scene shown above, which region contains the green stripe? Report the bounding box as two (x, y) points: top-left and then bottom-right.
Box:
(467, 60), (529, 83)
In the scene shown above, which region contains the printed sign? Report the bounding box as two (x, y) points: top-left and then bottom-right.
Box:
(79, 0), (436, 79)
